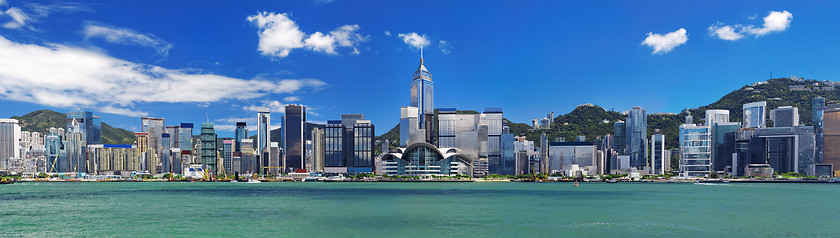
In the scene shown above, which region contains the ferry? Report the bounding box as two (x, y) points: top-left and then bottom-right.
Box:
(247, 178), (261, 183)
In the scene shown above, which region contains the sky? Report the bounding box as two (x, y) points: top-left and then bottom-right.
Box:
(0, 0), (837, 137)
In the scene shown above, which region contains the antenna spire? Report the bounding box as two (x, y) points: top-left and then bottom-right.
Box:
(420, 44), (424, 64)
(205, 112), (209, 123)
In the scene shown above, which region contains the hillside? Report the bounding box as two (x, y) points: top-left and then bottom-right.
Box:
(689, 78), (839, 126)
(377, 77), (838, 151)
(11, 110), (137, 144)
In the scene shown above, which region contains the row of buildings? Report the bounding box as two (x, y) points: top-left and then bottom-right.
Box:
(1, 56), (839, 179)
(679, 99), (840, 178)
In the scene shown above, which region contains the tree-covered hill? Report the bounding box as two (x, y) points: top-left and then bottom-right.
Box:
(11, 110), (136, 144)
(377, 77), (838, 151)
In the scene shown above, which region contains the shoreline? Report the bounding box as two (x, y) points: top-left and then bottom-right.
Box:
(6, 178), (839, 184)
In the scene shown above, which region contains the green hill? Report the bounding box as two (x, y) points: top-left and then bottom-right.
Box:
(11, 110), (136, 144)
(377, 77), (838, 151)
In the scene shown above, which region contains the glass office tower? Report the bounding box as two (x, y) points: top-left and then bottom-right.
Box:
(813, 96), (825, 164)
(680, 124), (711, 177)
(200, 122), (217, 175)
(257, 109), (271, 174)
(235, 122), (248, 152)
(743, 101), (767, 128)
(625, 107), (647, 169)
(411, 57), (434, 128)
(283, 104), (306, 171)
(66, 110), (101, 145)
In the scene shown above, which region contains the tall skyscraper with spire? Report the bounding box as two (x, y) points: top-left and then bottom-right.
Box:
(410, 55), (434, 143)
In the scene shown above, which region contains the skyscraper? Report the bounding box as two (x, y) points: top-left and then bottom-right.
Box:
(311, 127), (325, 172)
(613, 121), (626, 154)
(257, 108), (271, 174)
(235, 122), (248, 152)
(650, 130), (665, 175)
(411, 56), (434, 143)
(813, 96), (825, 164)
(823, 105), (840, 177)
(222, 139), (234, 175)
(161, 133), (172, 173)
(743, 101), (767, 128)
(178, 123), (193, 167)
(66, 119), (87, 173)
(0, 119), (21, 171)
(283, 104), (306, 172)
(200, 122), (217, 175)
(141, 117), (165, 170)
(705, 110), (730, 126)
(626, 107), (647, 169)
(323, 114), (374, 174)
(770, 106), (799, 127)
(679, 124), (711, 177)
(66, 110), (101, 145)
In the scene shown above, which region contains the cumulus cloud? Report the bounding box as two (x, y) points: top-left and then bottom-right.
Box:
(397, 32), (430, 49)
(284, 96), (300, 102)
(708, 23), (744, 41)
(642, 28), (688, 54)
(384, 30), (391, 36)
(83, 22), (173, 58)
(708, 10), (793, 40)
(247, 12), (367, 58)
(0, 35), (325, 117)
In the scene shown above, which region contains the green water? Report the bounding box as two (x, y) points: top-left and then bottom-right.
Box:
(1, 182), (838, 237)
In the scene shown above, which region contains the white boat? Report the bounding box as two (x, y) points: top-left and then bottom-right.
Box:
(230, 180), (238, 183)
(247, 179), (261, 183)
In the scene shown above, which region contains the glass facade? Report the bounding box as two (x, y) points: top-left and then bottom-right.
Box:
(67, 110), (101, 145)
(200, 122), (217, 174)
(712, 123), (740, 172)
(680, 124), (711, 177)
(626, 107), (647, 169)
(651, 133), (665, 175)
(161, 133), (171, 173)
(382, 144), (470, 176)
(813, 97), (825, 164)
(743, 101), (767, 128)
(410, 58), (434, 130)
(235, 122), (248, 152)
(325, 121), (344, 167)
(501, 134), (515, 175)
(283, 105), (306, 171)
(613, 121), (625, 154)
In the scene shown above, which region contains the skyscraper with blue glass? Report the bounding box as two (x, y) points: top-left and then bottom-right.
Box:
(625, 107), (647, 169)
(410, 57), (434, 143)
(66, 110), (101, 145)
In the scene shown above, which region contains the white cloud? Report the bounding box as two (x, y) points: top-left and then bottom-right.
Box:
(438, 40), (451, 55)
(2, 7), (28, 29)
(0, 0), (6, 6)
(284, 96), (300, 102)
(0, 35), (325, 116)
(100, 105), (149, 117)
(642, 28), (688, 54)
(1, 2), (87, 30)
(384, 30), (391, 36)
(745, 10), (792, 36)
(708, 23), (744, 41)
(243, 100), (286, 114)
(708, 10), (793, 40)
(247, 12), (367, 58)
(83, 22), (173, 58)
(397, 32), (430, 49)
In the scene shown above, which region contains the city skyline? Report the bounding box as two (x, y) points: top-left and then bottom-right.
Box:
(0, 1), (838, 138)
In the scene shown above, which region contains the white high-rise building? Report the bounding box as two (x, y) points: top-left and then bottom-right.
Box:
(743, 101), (767, 128)
(0, 119), (21, 171)
(705, 110), (730, 126)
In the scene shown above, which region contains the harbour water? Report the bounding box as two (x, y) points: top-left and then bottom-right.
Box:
(1, 182), (838, 237)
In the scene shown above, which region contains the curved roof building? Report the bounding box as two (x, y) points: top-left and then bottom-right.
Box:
(381, 142), (473, 176)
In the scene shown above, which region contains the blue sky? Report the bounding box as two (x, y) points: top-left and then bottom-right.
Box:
(0, 0), (837, 137)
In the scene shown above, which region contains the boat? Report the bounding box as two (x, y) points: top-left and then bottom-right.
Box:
(247, 178), (261, 183)
(230, 180), (238, 183)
